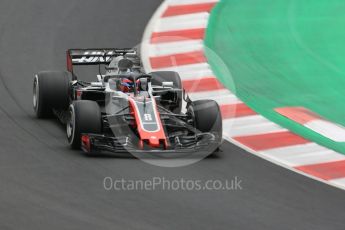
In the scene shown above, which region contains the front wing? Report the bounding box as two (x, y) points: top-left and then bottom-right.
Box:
(80, 133), (221, 157)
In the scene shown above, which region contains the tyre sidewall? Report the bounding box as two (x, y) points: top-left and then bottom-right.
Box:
(67, 101), (102, 149)
(33, 71), (71, 118)
(189, 100), (223, 140)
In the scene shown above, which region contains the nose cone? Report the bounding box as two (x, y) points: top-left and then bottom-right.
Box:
(149, 136), (160, 147)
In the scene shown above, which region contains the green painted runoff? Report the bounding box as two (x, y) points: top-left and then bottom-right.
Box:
(205, 0), (345, 154)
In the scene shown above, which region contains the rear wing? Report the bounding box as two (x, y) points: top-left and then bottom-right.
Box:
(66, 48), (138, 73)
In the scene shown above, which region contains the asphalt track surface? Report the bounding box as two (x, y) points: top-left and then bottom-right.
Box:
(0, 0), (344, 229)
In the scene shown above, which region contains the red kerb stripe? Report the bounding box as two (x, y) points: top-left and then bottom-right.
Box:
(234, 131), (310, 151)
(295, 160), (345, 180)
(151, 28), (205, 44)
(221, 103), (256, 119)
(275, 107), (321, 125)
(183, 77), (224, 92)
(150, 51), (206, 69)
(162, 2), (216, 17)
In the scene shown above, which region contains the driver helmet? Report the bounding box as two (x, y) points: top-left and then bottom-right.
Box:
(120, 78), (141, 93)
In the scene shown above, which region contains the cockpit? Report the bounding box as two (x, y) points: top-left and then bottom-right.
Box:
(101, 56), (149, 96)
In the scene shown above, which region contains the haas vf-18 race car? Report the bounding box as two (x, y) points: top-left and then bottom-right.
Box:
(33, 49), (222, 156)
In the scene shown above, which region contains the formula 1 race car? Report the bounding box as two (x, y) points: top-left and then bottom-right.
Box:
(33, 48), (222, 156)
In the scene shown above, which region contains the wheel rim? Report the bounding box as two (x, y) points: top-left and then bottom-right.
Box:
(67, 106), (75, 143)
(33, 76), (39, 110)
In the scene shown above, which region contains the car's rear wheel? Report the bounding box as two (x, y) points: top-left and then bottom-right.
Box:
(33, 71), (71, 118)
(67, 100), (102, 150)
(150, 71), (183, 114)
(188, 99), (223, 145)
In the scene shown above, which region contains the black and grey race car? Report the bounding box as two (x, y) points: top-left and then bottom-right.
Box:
(33, 48), (222, 156)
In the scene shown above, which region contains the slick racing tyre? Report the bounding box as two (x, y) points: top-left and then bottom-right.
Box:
(188, 99), (223, 144)
(150, 71), (183, 114)
(67, 100), (102, 150)
(33, 71), (71, 118)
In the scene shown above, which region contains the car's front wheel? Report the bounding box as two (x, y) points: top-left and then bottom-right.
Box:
(188, 99), (223, 145)
(67, 100), (102, 150)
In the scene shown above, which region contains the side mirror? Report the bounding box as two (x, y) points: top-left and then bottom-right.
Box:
(108, 79), (120, 91)
(162, 81), (173, 88)
(139, 78), (148, 91)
